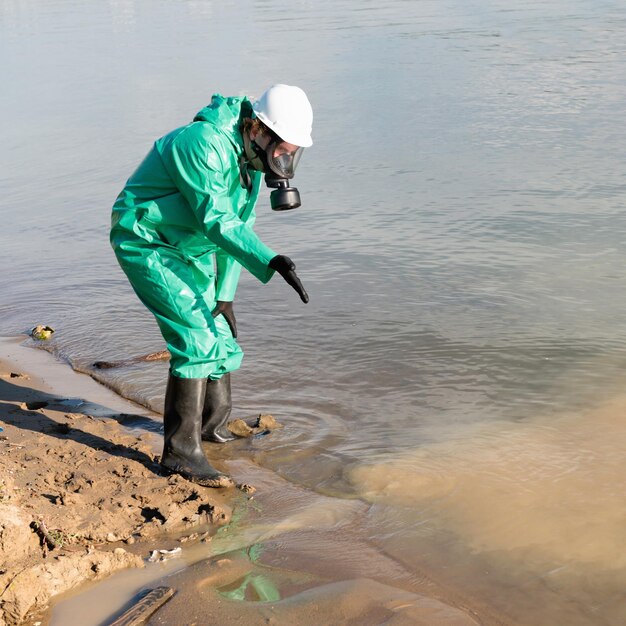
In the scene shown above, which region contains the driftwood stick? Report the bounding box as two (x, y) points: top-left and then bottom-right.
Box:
(107, 587), (176, 626)
(92, 350), (170, 370)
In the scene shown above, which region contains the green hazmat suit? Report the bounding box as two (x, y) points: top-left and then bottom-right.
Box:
(110, 95), (277, 379)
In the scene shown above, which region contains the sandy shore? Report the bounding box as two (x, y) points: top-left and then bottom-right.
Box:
(0, 338), (234, 626)
(0, 338), (485, 626)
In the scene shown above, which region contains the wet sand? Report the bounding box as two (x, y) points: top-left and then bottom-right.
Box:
(0, 338), (481, 626)
(48, 460), (483, 626)
(0, 338), (232, 626)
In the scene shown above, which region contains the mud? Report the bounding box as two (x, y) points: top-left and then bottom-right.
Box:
(0, 358), (232, 626)
(227, 413), (284, 438)
(1, 340), (491, 626)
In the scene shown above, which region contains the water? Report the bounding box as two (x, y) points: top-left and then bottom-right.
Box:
(3, 1), (626, 623)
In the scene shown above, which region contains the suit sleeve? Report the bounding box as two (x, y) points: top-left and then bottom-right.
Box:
(215, 209), (260, 300)
(215, 252), (242, 301)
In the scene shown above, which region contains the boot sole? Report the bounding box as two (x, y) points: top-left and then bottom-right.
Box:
(192, 474), (234, 488)
(160, 464), (234, 488)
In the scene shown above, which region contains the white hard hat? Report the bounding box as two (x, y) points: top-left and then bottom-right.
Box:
(252, 84), (313, 148)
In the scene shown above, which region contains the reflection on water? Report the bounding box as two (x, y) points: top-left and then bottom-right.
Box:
(155, 565), (478, 625)
(49, 461), (477, 625)
(4, 0), (626, 624)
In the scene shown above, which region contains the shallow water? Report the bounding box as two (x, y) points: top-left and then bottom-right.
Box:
(49, 461), (476, 626)
(3, 0), (626, 623)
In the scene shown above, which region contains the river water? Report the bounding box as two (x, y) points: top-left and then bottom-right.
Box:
(2, 0), (626, 624)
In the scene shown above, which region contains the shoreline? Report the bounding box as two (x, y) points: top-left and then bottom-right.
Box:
(0, 337), (236, 626)
(1, 337), (484, 626)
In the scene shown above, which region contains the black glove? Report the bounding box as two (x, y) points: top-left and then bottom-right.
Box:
(269, 255), (309, 303)
(211, 300), (237, 338)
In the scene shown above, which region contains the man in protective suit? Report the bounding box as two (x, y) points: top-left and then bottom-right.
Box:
(111, 84), (313, 487)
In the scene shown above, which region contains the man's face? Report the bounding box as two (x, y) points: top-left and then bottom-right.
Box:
(248, 123), (303, 180)
(251, 126), (299, 158)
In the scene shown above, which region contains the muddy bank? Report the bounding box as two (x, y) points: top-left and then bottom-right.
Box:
(48, 457), (484, 626)
(0, 340), (486, 626)
(0, 352), (232, 626)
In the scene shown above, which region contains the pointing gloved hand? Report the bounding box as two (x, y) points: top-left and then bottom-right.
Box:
(211, 301), (237, 338)
(269, 255), (309, 303)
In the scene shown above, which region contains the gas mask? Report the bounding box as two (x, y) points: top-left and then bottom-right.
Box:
(243, 127), (304, 211)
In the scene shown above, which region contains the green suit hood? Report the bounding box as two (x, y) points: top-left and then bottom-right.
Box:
(193, 94), (254, 140)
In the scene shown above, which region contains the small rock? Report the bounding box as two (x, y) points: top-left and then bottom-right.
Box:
(256, 413), (283, 430)
(227, 414), (283, 437)
(20, 401), (48, 411)
(106, 533), (118, 542)
(236, 483), (256, 495)
(227, 419), (253, 437)
(148, 547), (181, 562)
(0, 372), (29, 380)
(114, 547), (126, 555)
(125, 536), (136, 545)
(60, 491), (79, 506)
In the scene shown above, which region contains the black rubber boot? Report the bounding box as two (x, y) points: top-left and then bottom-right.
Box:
(201, 373), (236, 443)
(161, 372), (233, 488)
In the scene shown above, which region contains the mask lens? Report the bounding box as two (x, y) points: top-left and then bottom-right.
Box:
(269, 145), (303, 179)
